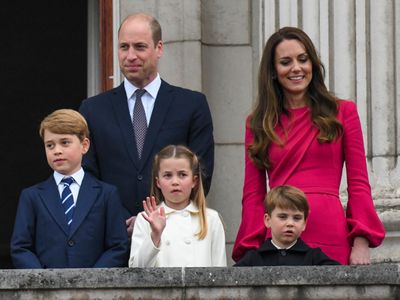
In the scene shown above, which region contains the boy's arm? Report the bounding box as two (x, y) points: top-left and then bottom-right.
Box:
(211, 212), (227, 266)
(93, 187), (130, 267)
(10, 190), (42, 268)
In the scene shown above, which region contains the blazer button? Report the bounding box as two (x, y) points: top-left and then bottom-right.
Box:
(68, 240), (75, 247)
(137, 175), (143, 180)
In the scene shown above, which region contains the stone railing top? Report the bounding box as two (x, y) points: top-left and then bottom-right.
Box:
(1, 263), (399, 290)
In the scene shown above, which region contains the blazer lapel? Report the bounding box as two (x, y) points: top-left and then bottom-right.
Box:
(39, 176), (69, 236)
(68, 174), (99, 237)
(139, 80), (173, 167)
(110, 83), (140, 168)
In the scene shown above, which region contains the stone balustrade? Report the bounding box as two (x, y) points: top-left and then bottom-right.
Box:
(1, 264), (399, 299)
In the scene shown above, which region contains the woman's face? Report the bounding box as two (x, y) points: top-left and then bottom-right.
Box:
(274, 39), (312, 106)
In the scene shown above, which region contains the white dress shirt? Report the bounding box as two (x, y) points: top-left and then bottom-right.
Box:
(54, 168), (84, 205)
(124, 74), (161, 126)
(129, 201), (227, 267)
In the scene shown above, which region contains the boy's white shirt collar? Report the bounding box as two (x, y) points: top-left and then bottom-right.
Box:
(124, 73), (161, 100)
(53, 168), (84, 186)
(160, 201), (199, 215)
(271, 238), (298, 250)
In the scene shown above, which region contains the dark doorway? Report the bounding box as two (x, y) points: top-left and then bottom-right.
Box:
(0, 2), (87, 267)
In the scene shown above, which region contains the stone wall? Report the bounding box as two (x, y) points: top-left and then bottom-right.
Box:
(1, 265), (399, 299)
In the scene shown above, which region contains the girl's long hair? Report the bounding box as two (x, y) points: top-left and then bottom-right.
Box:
(249, 27), (343, 169)
(150, 145), (208, 240)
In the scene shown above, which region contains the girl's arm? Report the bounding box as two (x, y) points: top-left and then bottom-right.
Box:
(211, 211), (227, 267)
(128, 197), (166, 267)
(142, 197), (166, 247)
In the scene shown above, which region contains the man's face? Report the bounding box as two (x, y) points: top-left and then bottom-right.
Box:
(118, 17), (163, 88)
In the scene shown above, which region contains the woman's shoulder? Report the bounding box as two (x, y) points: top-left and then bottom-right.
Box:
(336, 99), (358, 117)
(336, 99), (357, 110)
(245, 114), (252, 128)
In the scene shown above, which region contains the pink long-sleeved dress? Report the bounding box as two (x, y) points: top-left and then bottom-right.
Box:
(233, 100), (385, 264)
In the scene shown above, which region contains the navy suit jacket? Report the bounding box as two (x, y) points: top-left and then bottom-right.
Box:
(79, 80), (214, 217)
(10, 173), (129, 268)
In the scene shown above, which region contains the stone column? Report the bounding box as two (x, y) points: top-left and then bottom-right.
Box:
(201, 0), (257, 265)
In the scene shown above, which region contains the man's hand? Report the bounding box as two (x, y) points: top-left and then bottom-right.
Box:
(126, 216), (136, 238)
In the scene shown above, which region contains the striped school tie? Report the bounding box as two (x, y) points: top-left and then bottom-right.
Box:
(61, 177), (75, 226)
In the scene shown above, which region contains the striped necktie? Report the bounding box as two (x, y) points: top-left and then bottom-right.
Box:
(61, 177), (75, 226)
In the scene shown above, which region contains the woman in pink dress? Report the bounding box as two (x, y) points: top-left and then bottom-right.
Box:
(233, 27), (385, 265)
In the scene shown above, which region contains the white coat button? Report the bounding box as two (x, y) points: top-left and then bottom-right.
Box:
(165, 240), (170, 246)
(183, 211), (189, 217)
(184, 238), (191, 244)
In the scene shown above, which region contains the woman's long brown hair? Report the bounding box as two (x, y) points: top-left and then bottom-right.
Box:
(249, 27), (343, 169)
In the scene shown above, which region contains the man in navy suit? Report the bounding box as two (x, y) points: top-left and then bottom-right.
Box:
(10, 109), (129, 268)
(79, 13), (214, 236)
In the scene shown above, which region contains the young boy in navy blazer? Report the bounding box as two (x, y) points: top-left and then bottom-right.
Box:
(11, 109), (129, 268)
(235, 185), (339, 266)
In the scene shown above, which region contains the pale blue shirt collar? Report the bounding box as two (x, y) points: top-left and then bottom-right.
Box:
(124, 73), (161, 100)
(53, 168), (84, 186)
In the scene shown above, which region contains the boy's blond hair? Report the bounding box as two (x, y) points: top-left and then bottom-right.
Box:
(39, 109), (89, 141)
(264, 185), (309, 220)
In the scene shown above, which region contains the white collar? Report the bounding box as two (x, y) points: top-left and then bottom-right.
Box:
(271, 239), (298, 250)
(53, 168), (84, 186)
(124, 73), (161, 100)
(160, 201), (199, 215)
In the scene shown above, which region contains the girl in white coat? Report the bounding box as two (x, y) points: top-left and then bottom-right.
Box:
(129, 145), (227, 267)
